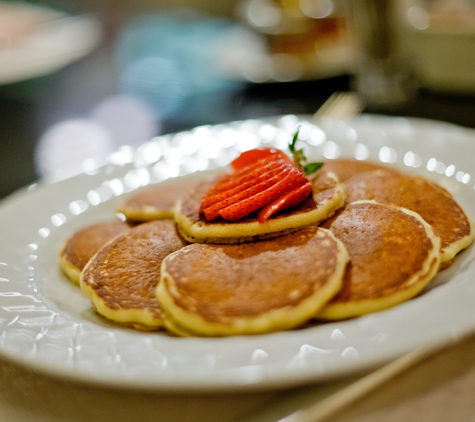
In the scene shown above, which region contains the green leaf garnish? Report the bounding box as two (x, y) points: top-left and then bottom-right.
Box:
(289, 127), (323, 176)
(303, 162), (324, 175)
(289, 129), (299, 153)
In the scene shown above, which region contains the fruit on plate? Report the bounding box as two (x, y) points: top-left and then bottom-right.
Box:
(200, 130), (323, 222)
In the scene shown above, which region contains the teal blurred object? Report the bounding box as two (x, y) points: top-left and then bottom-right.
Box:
(120, 57), (187, 119)
(116, 10), (244, 121)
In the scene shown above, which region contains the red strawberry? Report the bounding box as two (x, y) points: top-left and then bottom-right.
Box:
(218, 167), (308, 221)
(257, 182), (312, 222)
(200, 160), (290, 211)
(216, 153), (291, 186)
(208, 159), (289, 195)
(203, 166), (291, 221)
(231, 147), (288, 170)
(198, 130), (324, 224)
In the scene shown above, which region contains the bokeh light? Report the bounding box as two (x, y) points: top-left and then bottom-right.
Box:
(35, 119), (112, 182)
(243, 0), (282, 30)
(408, 6), (430, 30)
(300, 0), (334, 19)
(91, 94), (159, 148)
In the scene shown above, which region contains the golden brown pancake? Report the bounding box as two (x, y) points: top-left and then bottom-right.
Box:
(117, 176), (191, 222)
(317, 200), (441, 320)
(60, 220), (130, 285)
(80, 220), (187, 330)
(343, 169), (475, 263)
(157, 226), (348, 336)
(174, 170), (345, 244)
(311, 159), (393, 183)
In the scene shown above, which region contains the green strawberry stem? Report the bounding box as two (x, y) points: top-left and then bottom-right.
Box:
(289, 128), (323, 176)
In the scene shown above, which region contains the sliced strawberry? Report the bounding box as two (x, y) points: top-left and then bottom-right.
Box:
(200, 160), (291, 211)
(218, 167), (308, 221)
(231, 148), (288, 170)
(209, 159), (289, 195)
(257, 182), (312, 223)
(198, 131), (323, 224)
(218, 153), (291, 186)
(203, 167), (291, 221)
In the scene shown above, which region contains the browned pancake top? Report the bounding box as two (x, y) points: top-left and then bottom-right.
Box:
(343, 170), (472, 252)
(81, 220), (186, 317)
(162, 226), (341, 322)
(322, 202), (435, 304)
(181, 172), (338, 226)
(124, 187), (180, 212)
(122, 176), (193, 214)
(313, 160), (392, 183)
(62, 220), (129, 270)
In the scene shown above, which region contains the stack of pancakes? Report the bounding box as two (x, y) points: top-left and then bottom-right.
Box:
(59, 159), (474, 337)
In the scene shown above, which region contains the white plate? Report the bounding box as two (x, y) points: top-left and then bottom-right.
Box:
(0, 3), (100, 85)
(1, 114), (475, 392)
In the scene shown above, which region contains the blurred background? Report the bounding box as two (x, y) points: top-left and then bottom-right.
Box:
(1, 0), (475, 198)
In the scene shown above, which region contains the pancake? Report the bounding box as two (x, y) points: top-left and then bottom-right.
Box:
(59, 220), (130, 285)
(311, 159), (392, 183)
(343, 169), (475, 263)
(117, 176), (191, 222)
(174, 170), (345, 244)
(80, 220), (187, 330)
(317, 200), (441, 320)
(157, 226), (348, 336)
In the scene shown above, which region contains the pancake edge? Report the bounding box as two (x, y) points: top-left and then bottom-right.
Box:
(156, 229), (349, 336)
(440, 216), (475, 263)
(58, 221), (131, 285)
(419, 176), (474, 263)
(316, 200), (441, 320)
(59, 245), (82, 286)
(342, 170), (474, 265)
(79, 233), (166, 331)
(117, 204), (174, 222)
(162, 315), (196, 337)
(174, 183), (345, 244)
(80, 270), (165, 330)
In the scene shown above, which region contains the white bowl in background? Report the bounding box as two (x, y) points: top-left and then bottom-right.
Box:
(403, 1), (475, 94)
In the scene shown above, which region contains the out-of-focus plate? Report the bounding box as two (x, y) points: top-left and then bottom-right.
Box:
(404, 1), (475, 93)
(213, 26), (355, 83)
(0, 3), (100, 85)
(0, 114), (474, 392)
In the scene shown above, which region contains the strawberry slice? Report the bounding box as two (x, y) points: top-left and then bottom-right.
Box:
(203, 166), (291, 221)
(200, 160), (290, 211)
(209, 159), (289, 194)
(218, 167), (308, 221)
(257, 182), (312, 223)
(231, 147), (288, 170)
(200, 163), (289, 212)
(216, 154), (290, 189)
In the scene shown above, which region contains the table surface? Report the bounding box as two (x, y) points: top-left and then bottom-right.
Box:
(2, 15), (475, 422)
